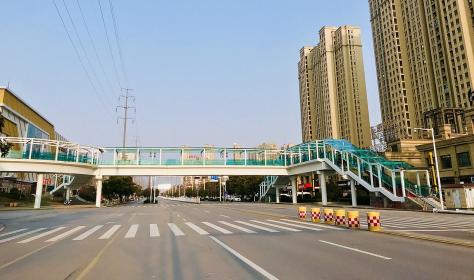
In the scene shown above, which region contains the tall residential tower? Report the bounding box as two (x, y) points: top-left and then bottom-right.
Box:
(298, 26), (371, 147)
(369, 0), (474, 149)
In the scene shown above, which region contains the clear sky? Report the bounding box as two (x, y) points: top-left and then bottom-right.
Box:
(0, 0), (380, 148)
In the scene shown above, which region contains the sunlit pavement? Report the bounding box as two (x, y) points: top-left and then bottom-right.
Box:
(0, 199), (473, 280)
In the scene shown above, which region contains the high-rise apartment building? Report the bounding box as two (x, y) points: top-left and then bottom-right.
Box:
(298, 26), (372, 147)
(369, 0), (474, 146)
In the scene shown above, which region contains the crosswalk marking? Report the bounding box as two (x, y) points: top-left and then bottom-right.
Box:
(46, 226), (86, 242)
(218, 221), (255, 233)
(168, 223), (185, 236)
(280, 219), (345, 231)
(202, 222), (232, 234)
(125, 224), (139, 239)
(18, 227), (66, 244)
(0, 228), (28, 238)
(73, 225), (104, 241)
(250, 220), (301, 232)
(235, 221), (279, 233)
(99, 225), (121, 240)
(185, 222), (209, 235)
(267, 220), (322, 231)
(0, 228), (46, 244)
(150, 224), (160, 237)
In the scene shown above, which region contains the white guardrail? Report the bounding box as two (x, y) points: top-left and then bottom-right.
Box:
(160, 196), (201, 204)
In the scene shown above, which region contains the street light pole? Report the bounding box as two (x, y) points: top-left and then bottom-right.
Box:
(415, 127), (444, 210)
(429, 128), (444, 210)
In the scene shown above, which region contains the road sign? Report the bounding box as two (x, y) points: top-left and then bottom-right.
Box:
(210, 176), (218, 182)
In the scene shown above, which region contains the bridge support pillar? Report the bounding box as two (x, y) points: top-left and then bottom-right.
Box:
(350, 179), (357, 207)
(319, 172), (328, 206)
(34, 174), (44, 209)
(291, 177), (297, 204)
(65, 187), (71, 202)
(95, 177), (103, 208)
(276, 187), (280, 203)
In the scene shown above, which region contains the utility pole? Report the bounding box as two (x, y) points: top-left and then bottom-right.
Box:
(116, 88), (135, 147)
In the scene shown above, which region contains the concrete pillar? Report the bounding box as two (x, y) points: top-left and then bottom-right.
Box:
(291, 177), (297, 204)
(34, 174), (44, 209)
(65, 187), (71, 202)
(95, 177), (103, 208)
(276, 187), (280, 203)
(319, 172), (328, 206)
(350, 179), (357, 207)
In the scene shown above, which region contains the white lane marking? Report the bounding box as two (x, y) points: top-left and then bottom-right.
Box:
(150, 224), (160, 237)
(209, 236), (279, 280)
(73, 225), (104, 241)
(267, 220), (323, 231)
(202, 222), (233, 234)
(319, 240), (391, 260)
(168, 223), (185, 236)
(99, 225), (121, 239)
(218, 221), (256, 233)
(185, 222), (209, 235)
(235, 221), (279, 233)
(0, 228), (46, 244)
(124, 224), (139, 239)
(280, 219), (345, 231)
(46, 226), (86, 242)
(220, 215), (231, 218)
(0, 228), (28, 238)
(18, 227), (66, 243)
(250, 220), (301, 232)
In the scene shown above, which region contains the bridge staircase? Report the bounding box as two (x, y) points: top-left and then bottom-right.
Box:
(260, 139), (431, 203)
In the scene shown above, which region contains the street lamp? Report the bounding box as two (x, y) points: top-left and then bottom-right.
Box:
(414, 127), (444, 210)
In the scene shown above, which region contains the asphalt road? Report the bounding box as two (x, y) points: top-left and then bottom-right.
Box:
(0, 200), (473, 280)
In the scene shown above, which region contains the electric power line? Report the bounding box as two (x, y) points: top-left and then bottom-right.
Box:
(75, 0), (116, 101)
(108, 0), (129, 87)
(52, 0), (114, 120)
(61, 0), (109, 102)
(98, 0), (123, 90)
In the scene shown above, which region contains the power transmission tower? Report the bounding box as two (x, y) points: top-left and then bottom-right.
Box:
(116, 88), (135, 147)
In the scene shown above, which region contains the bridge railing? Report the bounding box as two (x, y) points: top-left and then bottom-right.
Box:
(286, 140), (431, 199)
(0, 137), (101, 165)
(99, 147), (289, 167)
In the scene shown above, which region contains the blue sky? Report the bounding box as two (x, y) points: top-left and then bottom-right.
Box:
(0, 0), (380, 148)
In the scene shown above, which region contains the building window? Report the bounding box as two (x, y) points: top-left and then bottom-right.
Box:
(457, 152), (471, 167)
(440, 155), (452, 169)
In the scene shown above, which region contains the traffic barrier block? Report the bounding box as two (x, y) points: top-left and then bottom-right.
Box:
(298, 207), (307, 220)
(334, 209), (346, 226)
(311, 208), (321, 223)
(367, 211), (381, 232)
(347, 210), (360, 229)
(323, 208), (334, 225)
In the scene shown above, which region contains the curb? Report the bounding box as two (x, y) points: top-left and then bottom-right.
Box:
(279, 216), (474, 249)
(379, 230), (474, 248)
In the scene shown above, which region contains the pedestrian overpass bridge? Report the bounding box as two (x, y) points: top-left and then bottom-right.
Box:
(0, 137), (432, 209)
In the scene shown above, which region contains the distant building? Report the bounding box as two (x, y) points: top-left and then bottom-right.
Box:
(0, 87), (66, 189)
(298, 26), (371, 147)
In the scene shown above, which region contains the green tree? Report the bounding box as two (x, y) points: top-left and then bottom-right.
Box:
(0, 115), (12, 157)
(227, 176), (264, 198)
(102, 176), (140, 202)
